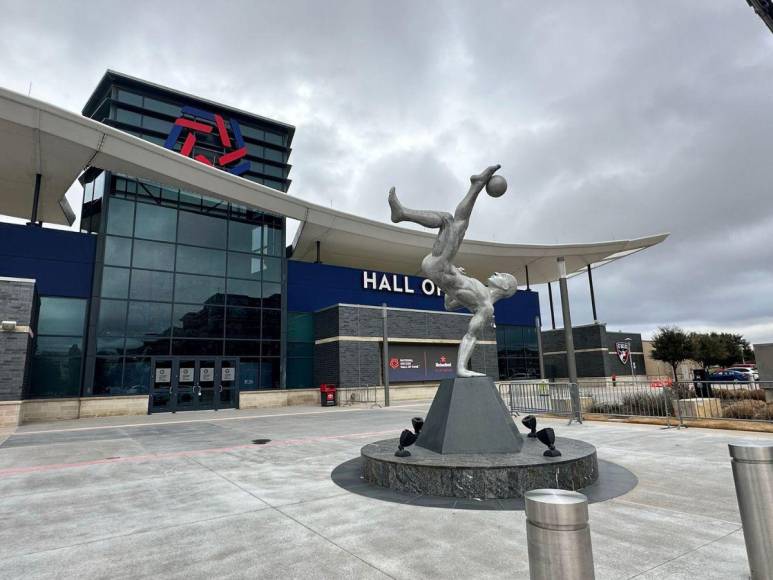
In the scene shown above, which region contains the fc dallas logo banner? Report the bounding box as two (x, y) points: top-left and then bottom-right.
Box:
(616, 341), (631, 364)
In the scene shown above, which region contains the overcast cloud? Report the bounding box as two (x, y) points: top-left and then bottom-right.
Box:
(2, 1), (772, 343)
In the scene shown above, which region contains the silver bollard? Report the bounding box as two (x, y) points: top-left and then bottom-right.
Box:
(525, 489), (595, 580)
(728, 443), (773, 579)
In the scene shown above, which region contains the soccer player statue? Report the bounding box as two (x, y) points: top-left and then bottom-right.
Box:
(388, 164), (517, 378)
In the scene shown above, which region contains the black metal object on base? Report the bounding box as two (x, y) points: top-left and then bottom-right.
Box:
(416, 376), (523, 454)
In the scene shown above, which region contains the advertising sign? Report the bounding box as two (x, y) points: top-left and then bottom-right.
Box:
(179, 367), (194, 382)
(200, 367), (214, 382)
(222, 367), (235, 382)
(388, 344), (457, 382)
(155, 368), (171, 384)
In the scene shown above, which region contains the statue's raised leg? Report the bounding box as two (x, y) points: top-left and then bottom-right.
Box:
(389, 187), (451, 229)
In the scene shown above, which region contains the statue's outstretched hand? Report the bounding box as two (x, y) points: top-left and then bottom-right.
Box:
(470, 164), (501, 183)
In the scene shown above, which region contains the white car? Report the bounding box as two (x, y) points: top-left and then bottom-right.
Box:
(726, 367), (759, 381)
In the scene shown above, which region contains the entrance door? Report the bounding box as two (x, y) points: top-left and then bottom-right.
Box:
(150, 358), (239, 413)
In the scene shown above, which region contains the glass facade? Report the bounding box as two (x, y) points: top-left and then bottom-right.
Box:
(287, 312), (314, 388)
(496, 324), (541, 380)
(85, 175), (285, 395)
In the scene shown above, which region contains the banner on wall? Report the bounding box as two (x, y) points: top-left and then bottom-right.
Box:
(387, 344), (457, 382)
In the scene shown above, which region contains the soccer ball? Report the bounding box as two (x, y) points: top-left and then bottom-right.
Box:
(486, 175), (507, 197)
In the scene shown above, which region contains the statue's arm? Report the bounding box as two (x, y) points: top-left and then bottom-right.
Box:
(444, 292), (462, 311)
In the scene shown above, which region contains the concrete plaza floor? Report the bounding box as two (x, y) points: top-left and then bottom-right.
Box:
(0, 401), (770, 579)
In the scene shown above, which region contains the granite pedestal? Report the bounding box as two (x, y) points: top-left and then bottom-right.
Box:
(361, 435), (598, 499)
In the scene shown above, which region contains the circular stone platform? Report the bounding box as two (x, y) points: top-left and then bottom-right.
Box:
(361, 436), (598, 499)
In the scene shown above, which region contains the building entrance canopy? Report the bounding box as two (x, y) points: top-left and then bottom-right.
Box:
(0, 85), (667, 284)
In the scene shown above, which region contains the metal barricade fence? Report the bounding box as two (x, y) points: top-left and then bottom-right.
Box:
(337, 385), (384, 408)
(497, 381), (577, 419)
(672, 380), (772, 423)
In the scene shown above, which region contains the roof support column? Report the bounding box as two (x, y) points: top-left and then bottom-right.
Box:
(315, 240), (321, 263)
(525, 265), (530, 290)
(587, 264), (598, 322)
(28, 173), (42, 226)
(558, 257), (578, 385)
(547, 282), (556, 330)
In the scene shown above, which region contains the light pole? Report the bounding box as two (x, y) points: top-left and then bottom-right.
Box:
(625, 337), (636, 385)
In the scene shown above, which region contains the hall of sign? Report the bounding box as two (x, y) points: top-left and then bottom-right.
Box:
(362, 271), (442, 296)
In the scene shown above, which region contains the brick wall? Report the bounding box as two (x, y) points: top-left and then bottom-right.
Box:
(0, 278), (35, 402)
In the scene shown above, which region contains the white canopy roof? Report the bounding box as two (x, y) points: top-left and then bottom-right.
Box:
(0, 85), (667, 284)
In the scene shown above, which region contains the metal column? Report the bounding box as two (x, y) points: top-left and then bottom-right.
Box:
(382, 303), (390, 407)
(525, 265), (530, 290)
(558, 258), (578, 386)
(547, 282), (556, 330)
(587, 264), (597, 322)
(525, 489), (595, 579)
(728, 443), (773, 579)
(535, 315), (545, 380)
(29, 173), (42, 225)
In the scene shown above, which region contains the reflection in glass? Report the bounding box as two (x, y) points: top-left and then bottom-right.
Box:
(96, 337), (125, 356)
(226, 278), (261, 307)
(104, 236), (132, 267)
(97, 299), (127, 337)
(178, 210), (227, 249)
(123, 358), (152, 394)
(262, 282), (281, 309)
(132, 239), (175, 271)
(228, 221), (262, 254)
(125, 337), (171, 356)
(130, 269), (173, 302)
(93, 357), (124, 395)
(225, 307), (261, 339)
(287, 312), (313, 342)
(134, 202), (177, 242)
(28, 355), (82, 398)
(126, 301), (172, 336)
(262, 309), (280, 340)
(174, 274), (225, 305)
(225, 340), (260, 356)
(171, 339), (223, 356)
(101, 267), (130, 299)
(227, 253), (263, 281)
(37, 298), (87, 336)
(176, 245), (226, 277)
(173, 304), (224, 338)
(106, 197), (134, 237)
(35, 336), (83, 356)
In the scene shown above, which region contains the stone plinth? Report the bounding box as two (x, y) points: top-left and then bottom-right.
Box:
(361, 436), (598, 499)
(673, 398), (723, 418)
(550, 396), (593, 414)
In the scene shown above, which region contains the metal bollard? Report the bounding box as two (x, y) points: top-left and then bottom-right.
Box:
(728, 443), (773, 579)
(525, 489), (595, 580)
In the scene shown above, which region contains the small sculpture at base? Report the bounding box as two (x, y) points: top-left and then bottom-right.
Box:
(395, 417), (424, 457)
(522, 415), (538, 438)
(537, 427), (562, 457)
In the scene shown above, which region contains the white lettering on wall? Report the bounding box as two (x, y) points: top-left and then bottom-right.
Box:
(363, 271), (377, 290)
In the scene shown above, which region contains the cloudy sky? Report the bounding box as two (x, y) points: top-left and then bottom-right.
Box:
(2, 1), (772, 344)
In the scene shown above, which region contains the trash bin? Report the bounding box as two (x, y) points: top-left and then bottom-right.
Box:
(320, 384), (337, 407)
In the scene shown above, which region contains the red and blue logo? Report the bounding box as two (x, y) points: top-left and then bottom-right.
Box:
(163, 106), (249, 176)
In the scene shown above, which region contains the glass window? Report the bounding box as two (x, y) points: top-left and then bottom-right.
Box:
(28, 355), (82, 398)
(116, 107), (142, 126)
(93, 357), (124, 395)
(225, 307), (261, 339)
(287, 342), (313, 357)
(262, 340), (280, 357)
(263, 224), (284, 256)
(264, 131), (284, 146)
(238, 357), (260, 391)
(104, 235), (132, 267)
(132, 239), (175, 271)
(116, 89), (143, 107)
(262, 309), (280, 340)
(174, 274), (225, 305)
(263, 164), (285, 178)
(123, 358), (152, 395)
(93, 171), (106, 202)
(141, 115), (173, 134)
(171, 339), (223, 356)
(172, 304), (224, 338)
(288, 312), (313, 342)
(176, 245), (226, 277)
(178, 210), (227, 249)
(227, 253), (263, 281)
(264, 178), (285, 191)
(97, 299), (127, 337)
(130, 269), (173, 302)
(126, 301), (172, 336)
(134, 203), (177, 242)
(225, 340), (261, 356)
(226, 278), (261, 307)
(100, 267), (130, 299)
(125, 337), (170, 356)
(262, 282), (281, 309)
(287, 358), (313, 389)
(228, 221), (263, 254)
(263, 256), (282, 282)
(263, 147), (285, 163)
(240, 125), (265, 141)
(37, 298), (87, 336)
(34, 336), (83, 356)
(260, 358), (280, 389)
(96, 337), (124, 356)
(106, 197), (134, 237)
(143, 97), (180, 117)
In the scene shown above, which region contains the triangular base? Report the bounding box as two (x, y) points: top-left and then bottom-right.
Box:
(416, 376), (523, 454)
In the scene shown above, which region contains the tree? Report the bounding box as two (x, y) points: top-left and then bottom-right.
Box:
(651, 326), (693, 382)
(690, 332), (728, 369)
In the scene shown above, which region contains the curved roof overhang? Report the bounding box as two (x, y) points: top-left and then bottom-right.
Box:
(0, 85), (668, 284)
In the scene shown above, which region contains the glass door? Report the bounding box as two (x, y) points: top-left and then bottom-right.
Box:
(175, 359), (197, 411)
(198, 359), (216, 410)
(218, 359), (238, 410)
(150, 359), (174, 412)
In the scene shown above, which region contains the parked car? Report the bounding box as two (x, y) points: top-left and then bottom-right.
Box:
(708, 370), (751, 382)
(725, 367), (758, 381)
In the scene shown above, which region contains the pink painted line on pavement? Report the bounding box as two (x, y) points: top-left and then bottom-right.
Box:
(0, 429), (395, 478)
